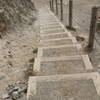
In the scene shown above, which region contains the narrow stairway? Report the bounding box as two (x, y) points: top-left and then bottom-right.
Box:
(27, 7), (100, 100)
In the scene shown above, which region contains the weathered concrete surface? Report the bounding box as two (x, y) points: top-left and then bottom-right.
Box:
(27, 7), (100, 100)
(27, 73), (100, 100)
(34, 55), (93, 76)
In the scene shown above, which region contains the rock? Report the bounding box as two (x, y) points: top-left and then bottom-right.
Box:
(0, 75), (5, 80)
(8, 87), (19, 95)
(8, 54), (13, 58)
(19, 95), (26, 100)
(7, 61), (13, 67)
(11, 91), (20, 99)
(19, 87), (27, 93)
(2, 94), (10, 99)
(76, 36), (85, 42)
(16, 81), (21, 84)
(6, 84), (15, 91)
(23, 45), (27, 47)
(16, 81), (26, 84)
(29, 58), (34, 63)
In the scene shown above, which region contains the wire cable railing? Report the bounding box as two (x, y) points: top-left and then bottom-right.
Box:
(49, 0), (100, 52)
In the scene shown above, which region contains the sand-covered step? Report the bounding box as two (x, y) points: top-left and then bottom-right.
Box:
(39, 14), (54, 17)
(40, 20), (58, 25)
(40, 33), (71, 40)
(27, 72), (100, 100)
(40, 24), (62, 30)
(40, 25), (62, 30)
(37, 44), (82, 58)
(40, 19), (58, 22)
(46, 20), (58, 22)
(39, 37), (77, 46)
(41, 27), (64, 31)
(41, 28), (65, 34)
(40, 22), (61, 27)
(40, 18), (57, 21)
(34, 55), (93, 75)
(45, 19), (58, 22)
(40, 20), (65, 29)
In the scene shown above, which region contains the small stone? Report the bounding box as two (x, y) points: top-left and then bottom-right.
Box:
(19, 87), (27, 93)
(0, 75), (5, 80)
(12, 91), (20, 99)
(8, 54), (13, 58)
(76, 36), (85, 42)
(7, 41), (10, 44)
(23, 45), (27, 47)
(16, 81), (21, 84)
(8, 87), (19, 95)
(2, 94), (10, 99)
(19, 95), (26, 100)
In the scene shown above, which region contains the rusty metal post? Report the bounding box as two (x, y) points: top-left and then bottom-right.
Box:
(60, 0), (63, 20)
(87, 6), (98, 52)
(55, 0), (58, 15)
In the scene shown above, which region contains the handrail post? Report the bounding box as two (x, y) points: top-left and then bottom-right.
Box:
(49, 0), (52, 10)
(60, 0), (63, 20)
(55, 0), (58, 15)
(51, 0), (54, 12)
(66, 0), (75, 30)
(69, 0), (73, 29)
(87, 6), (98, 52)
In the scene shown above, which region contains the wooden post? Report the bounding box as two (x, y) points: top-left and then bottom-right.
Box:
(51, 0), (54, 12)
(60, 0), (63, 20)
(49, 0), (52, 10)
(69, 0), (73, 29)
(87, 6), (98, 52)
(66, 0), (75, 30)
(55, 0), (58, 15)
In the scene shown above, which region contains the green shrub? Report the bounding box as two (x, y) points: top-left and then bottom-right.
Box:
(32, 48), (38, 54)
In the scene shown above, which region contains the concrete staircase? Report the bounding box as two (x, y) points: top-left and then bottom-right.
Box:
(27, 8), (100, 100)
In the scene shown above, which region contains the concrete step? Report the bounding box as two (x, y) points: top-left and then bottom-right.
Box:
(37, 44), (82, 58)
(41, 27), (65, 32)
(27, 8), (100, 100)
(40, 19), (57, 22)
(39, 37), (77, 46)
(40, 33), (72, 40)
(40, 20), (59, 25)
(40, 18), (64, 28)
(27, 72), (100, 100)
(40, 18), (57, 22)
(40, 26), (63, 31)
(40, 25), (62, 30)
(34, 55), (93, 75)
(41, 28), (65, 34)
(40, 22), (61, 27)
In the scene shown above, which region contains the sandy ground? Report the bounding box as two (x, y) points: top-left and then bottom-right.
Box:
(0, 9), (40, 100)
(0, 0), (50, 99)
